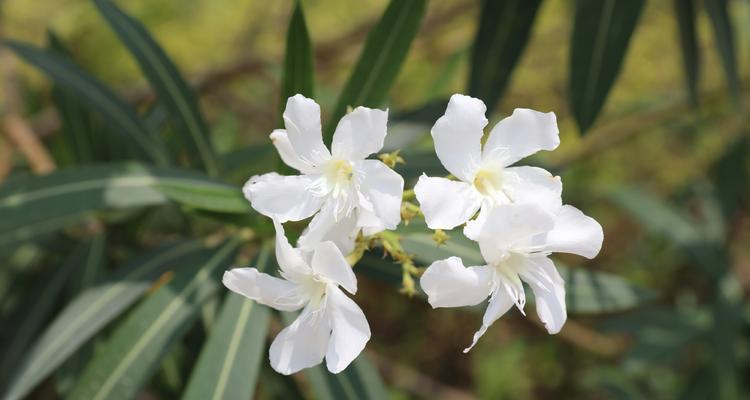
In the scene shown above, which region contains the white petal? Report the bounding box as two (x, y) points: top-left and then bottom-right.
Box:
(223, 268), (306, 311)
(430, 94), (486, 181)
(357, 208), (386, 236)
(269, 305), (331, 375)
(502, 166), (562, 211)
(270, 129), (315, 174)
(475, 204), (555, 264)
(282, 94), (331, 166)
(463, 289), (514, 353)
(325, 286), (370, 373)
(243, 173), (325, 222)
(536, 205), (603, 259)
(414, 175), (482, 230)
(298, 203), (359, 256)
(523, 256), (566, 334)
(355, 160), (404, 231)
(311, 241), (357, 294)
(483, 108), (559, 166)
(420, 257), (493, 308)
(331, 107), (388, 161)
(272, 220), (311, 280)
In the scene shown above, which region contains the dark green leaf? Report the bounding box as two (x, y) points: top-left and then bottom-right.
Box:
(468, 0), (543, 113)
(674, 0), (700, 105)
(324, 0), (427, 143)
(5, 41), (168, 164)
(703, 0), (741, 103)
(711, 131), (749, 221)
(280, 0), (315, 113)
(47, 32), (100, 165)
(3, 240), (205, 400)
(569, 0), (645, 133)
(0, 241), (87, 392)
(306, 355), (388, 400)
(0, 163), (247, 247)
(94, 0), (220, 175)
(182, 243), (272, 400)
(69, 238), (240, 400)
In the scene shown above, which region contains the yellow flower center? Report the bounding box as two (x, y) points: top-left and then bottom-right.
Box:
(325, 159), (354, 198)
(473, 168), (503, 198)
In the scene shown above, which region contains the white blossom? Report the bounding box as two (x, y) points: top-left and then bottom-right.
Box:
(223, 220), (370, 374)
(420, 203), (603, 352)
(244, 94), (404, 255)
(414, 94), (562, 238)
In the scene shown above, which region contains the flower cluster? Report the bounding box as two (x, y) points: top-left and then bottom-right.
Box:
(223, 93), (602, 375)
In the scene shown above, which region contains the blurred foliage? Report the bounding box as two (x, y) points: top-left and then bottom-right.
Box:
(1, 0), (750, 399)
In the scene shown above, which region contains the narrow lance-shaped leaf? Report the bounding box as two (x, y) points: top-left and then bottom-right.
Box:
(0, 240), (90, 392)
(3, 240), (205, 400)
(69, 238), (241, 400)
(93, 0), (220, 175)
(5, 41), (168, 164)
(468, 0), (543, 113)
(674, 0), (700, 106)
(0, 163), (247, 247)
(47, 31), (99, 164)
(182, 242), (273, 400)
(569, 0), (645, 133)
(703, 0), (741, 104)
(323, 0), (427, 143)
(278, 0), (315, 174)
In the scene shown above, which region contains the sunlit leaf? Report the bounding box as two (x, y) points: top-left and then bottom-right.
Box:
(5, 41), (169, 164)
(69, 238), (240, 400)
(182, 243), (272, 400)
(324, 0), (427, 142)
(2, 240), (205, 400)
(0, 163), (247, 247)
(468, 0), (543, 113)
(569, 0), (645, 133)
(94, 0), (220, 175)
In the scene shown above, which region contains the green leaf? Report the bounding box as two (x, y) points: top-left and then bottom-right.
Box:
(703, 0), (741, 103)
(559, 264), (655, 314)
(182, 243), (272, 400)
(47, 31), (100, 165)
(674, 0), (700, 105)
(69, 238), (241, 400)
(711, 136), (749, 220)
(399, 226), (653, 313)
(94, 0), (220, 175)
(468, 0), (543, 113)
(0, 241), (88, 392)
(280, 0), (315, 113)
(569, 0), (645, 133)
(324, 0), (427, 143)
(0, 163), (247, 247)
(305, 356), (388, 400)
(3, 240), (205, 400)
(5, 41), (168, 164)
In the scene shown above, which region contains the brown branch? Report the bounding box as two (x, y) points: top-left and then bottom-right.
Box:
(525, 313), (631, 358)
(2, 115), (56, 174)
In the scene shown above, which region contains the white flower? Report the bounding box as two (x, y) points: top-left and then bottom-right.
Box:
(414, 94), (562, 237)
(420, 203), (603, 352)
(223, 220), (370, 375)
(244, 94), (404, 254)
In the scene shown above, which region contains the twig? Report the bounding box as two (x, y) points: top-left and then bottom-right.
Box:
(2, 115), (56, 174)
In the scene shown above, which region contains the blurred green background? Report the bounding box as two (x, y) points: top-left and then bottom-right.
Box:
(1, 0), (749, 399)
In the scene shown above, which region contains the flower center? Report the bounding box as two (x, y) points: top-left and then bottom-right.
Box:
(324, 159), (354, 198)
(473, 168), (504, 198)
(299, 273), (329, 308)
